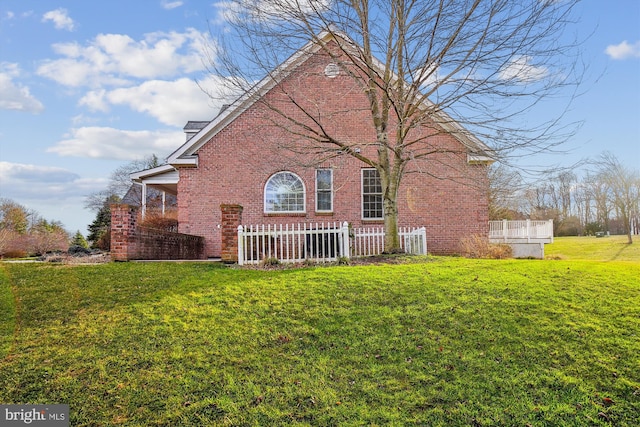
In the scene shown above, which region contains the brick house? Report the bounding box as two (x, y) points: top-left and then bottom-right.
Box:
(130, 31), (494, 259)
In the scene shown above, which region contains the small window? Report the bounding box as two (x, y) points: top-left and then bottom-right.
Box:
(362, 168), (383, 219)
(316, 169), (333, 212)
(264, 171), (306, 213)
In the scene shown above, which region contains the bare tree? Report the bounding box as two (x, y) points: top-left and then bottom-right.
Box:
(207, 0), (584, 251)
(582, 171), (613, 233)
(487, 163), (523, 220)
(544, 170), (577, 234)
(595, 152), (639, 243)
(572, 179), (592, 232)
(85, 154), (161, 212)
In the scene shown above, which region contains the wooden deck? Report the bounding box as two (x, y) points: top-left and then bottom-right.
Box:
(489, 220), (554, 244)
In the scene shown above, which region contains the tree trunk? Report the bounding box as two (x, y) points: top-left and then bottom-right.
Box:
(624, 215), (633, 244)
(380, 167), (403, 253)
(383, 196), (402, 253)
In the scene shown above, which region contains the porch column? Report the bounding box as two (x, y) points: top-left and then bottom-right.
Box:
(141, 182), (147, 219)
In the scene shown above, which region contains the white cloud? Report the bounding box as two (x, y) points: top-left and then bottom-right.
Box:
(161, 0), (184, 10)
(105, 79), (213, 126)
(414, 63), (442, 89)
(0, 63), (44, 113)
(71, 114), (102, 125)
(605, 40), (640, 60)
(78, 75), (239, 126)
(78, 89), (109, 112)
(0, 162), (104, 203)
(47, 127), (184, 160)
(0, 161), (79, 183)
(36, 28), (211, 88)
(213, 0), (329, 24)
(212, 1), (243, 24)
(42, 8), (75, 31)
(257, 0), (330, 16)
(0, 161), (107, 232)
(499, 55), (548, 83)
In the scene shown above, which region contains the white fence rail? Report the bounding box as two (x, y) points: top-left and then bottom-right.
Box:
(238, 222), (349, 265)
(489, 219), (554, 243)
(351, 226), (427, 257)
(238, 222), (427, 265)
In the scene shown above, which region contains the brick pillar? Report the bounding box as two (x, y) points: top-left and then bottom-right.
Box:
(220, 204), (243, 263)
(110, 204), (138, 261)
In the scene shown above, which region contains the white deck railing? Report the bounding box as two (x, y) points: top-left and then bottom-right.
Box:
(238, 222), (427, 265)
(489, 219), (554, 243)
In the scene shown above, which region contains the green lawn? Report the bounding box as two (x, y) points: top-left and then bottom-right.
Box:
(1, 239), (639, 426)
(546, 235), (640, 262)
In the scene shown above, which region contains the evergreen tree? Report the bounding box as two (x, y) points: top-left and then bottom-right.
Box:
(71, 230), (89, 249)
(87, 195), (120, 249)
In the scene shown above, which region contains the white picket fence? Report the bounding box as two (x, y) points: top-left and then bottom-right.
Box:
(237, 222), (427, 265)
(351, 226), (428, 257)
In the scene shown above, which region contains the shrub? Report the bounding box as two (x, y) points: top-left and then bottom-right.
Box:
(29, 230), (69, 256)
(139, 210), (178, 232)
(0, 229), (19, 258)
(140, 217), (178, 232)
(71, 231), (89, 249)
(2, 249), (27, 259)
(336, 256), (350, 265)
(95, 230), (111, 251)
(68, 245), (91, 256)
(262, 257), (281, 266)
(460, 234), (512, 259)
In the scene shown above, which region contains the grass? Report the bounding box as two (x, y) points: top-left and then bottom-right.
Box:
(546, 235), (640, 262)
(0, 266), (16, 358)
(0, 239), (639, 426)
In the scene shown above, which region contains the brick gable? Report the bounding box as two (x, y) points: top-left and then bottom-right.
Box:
(173, 39), (489, 257)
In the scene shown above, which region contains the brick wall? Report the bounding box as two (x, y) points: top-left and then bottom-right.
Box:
(111, 204), (205, 261)
(175, 41), (490, 257)
(111, 204), (138, 261)
(220, 204), (243, 263)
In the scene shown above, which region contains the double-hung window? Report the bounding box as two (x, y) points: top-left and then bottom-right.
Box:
(362, 168), (383, 219)
(316, 169), (333, 212)
(264, 171), (305, 213)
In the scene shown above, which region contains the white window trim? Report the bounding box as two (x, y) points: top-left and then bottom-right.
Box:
(315, 169), (333, 213)
(264, 171), (307, 214)
(361, 168), (384, 220)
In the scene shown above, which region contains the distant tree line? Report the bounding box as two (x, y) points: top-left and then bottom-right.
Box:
(0, 198), (77, 258)
(490, 152), (640, 243)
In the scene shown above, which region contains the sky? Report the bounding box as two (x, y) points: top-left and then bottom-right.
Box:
(0, 0), (639, 235)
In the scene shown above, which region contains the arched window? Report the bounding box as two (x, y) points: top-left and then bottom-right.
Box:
(264, 171), (306, 213)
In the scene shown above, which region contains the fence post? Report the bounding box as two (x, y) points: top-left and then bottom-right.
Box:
(526, 219), (531, 243)
(237, 225), (244, 266)
(420, 227), (427, 255)
(341, 222), (350, 260)
(502, 219), (508, 242)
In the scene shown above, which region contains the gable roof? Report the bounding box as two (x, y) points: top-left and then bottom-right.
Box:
(167, 30), (494, 167)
